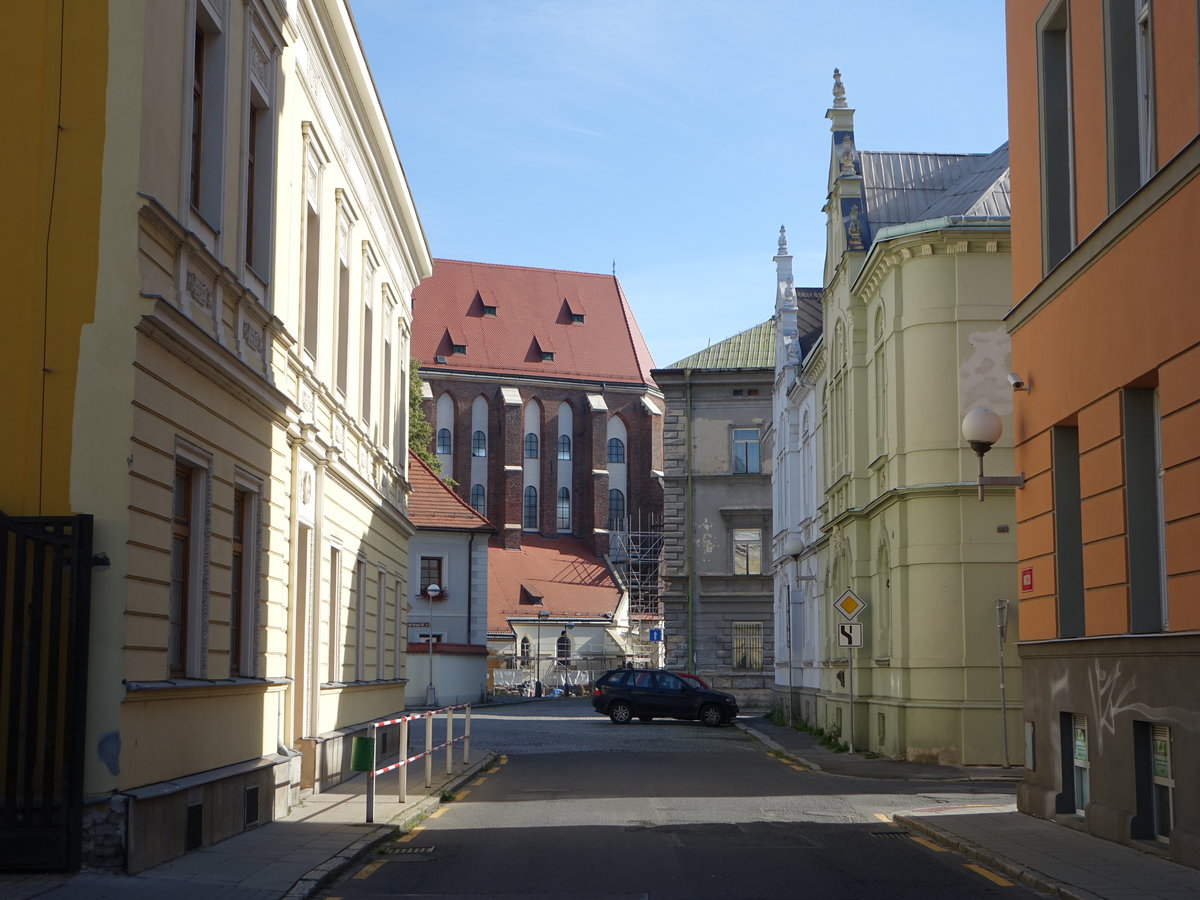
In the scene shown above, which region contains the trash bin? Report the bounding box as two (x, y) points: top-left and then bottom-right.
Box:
(350, 736), (375, 772)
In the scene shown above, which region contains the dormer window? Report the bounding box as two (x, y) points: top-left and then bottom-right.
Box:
(483, 305), (497, 316)
(541, 351), (554, 362)
(570, 313), (585, 324)
(452, 343), (467, 355)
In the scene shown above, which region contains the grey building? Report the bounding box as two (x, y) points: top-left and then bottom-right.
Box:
(654, 322), (776, 709)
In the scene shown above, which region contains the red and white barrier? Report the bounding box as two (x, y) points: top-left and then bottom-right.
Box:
(364, 704), (472, 823)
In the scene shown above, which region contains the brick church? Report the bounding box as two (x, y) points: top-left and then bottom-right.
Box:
(411, 259), (664, 556)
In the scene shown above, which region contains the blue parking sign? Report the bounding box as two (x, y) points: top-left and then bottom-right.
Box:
(649, 628), (663, 642)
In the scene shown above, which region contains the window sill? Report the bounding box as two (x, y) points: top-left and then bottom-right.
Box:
(125, 676), (289, 694)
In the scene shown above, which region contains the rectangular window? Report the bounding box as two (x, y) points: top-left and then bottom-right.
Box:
(355, 559), (367, 681)
(1123, 388), (1165, 633)
(376, 568), (387, 679)
(361, 289), (374, 424)
(1052, 426), (1085, 637)
(170, 465), (194, 678)
(733, 528), (762, 575)
(170, 454), (209, 679)
(327, 548), (342, 682)
(336, 219), (351, 395)
(1072, 714), (1091, 814)
(732, 621), (763, 669)
(1151, 723), (1174, 841)
(190, 26), (205, 211)
(382, 301), (393, 449)
(1106, 0), (1157, 206)
(1039, 0), (1076, 271)
(244, 37), (275, 282)
(420, 557), (443, 594)
(732, 428), (761, 474)
(393, 575), (404, 679)
(302, 199), (320, 359)
(229, 488), (257, 677)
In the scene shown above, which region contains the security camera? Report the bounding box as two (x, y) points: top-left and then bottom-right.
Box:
(1007, 373), (1026, 391)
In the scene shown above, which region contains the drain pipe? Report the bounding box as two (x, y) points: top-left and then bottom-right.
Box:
(684, 368), (696, 673)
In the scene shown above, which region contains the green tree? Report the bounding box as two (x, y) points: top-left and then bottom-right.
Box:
(408, 358), (440, 475)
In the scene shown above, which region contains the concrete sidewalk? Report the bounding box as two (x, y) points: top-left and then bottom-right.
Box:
(740, 715), (1200, 899)
(3, 743), (495, 900)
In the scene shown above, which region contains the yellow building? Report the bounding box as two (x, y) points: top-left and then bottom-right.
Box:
(3, 0), (429, 873)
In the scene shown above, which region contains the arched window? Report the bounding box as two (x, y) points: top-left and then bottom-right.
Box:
(523, 486), (538, 530)
(607, 437), (625, 463)
(524, 432), (539, 459)
(472, 430), (487, 457)
(607, 488), (625, 530)
(558, 434), (571, 460)
(436, 428), (452, 454)
(470, 483), (485, 514)
(519, 636), (530, 662)
(556, 632), (571, 666)
(557, 487), (571, 531)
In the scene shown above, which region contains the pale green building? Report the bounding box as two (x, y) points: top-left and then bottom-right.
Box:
(789, 72), (1021, 765)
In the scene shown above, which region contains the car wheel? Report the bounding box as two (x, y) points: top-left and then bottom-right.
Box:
(609, 701), (634, 724)
(699, 703), (724, 727)
(638, 716), (654, 722)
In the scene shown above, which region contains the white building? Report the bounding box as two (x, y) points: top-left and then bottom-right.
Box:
(769, 228), (824, 721)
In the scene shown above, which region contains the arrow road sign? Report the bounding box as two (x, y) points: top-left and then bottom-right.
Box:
(836, 622), (863, 649)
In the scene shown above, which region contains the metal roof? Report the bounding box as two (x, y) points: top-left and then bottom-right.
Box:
(794, 288), (824, 358)
(860, 143), (1010, 233)
(665, 319), (776, 370)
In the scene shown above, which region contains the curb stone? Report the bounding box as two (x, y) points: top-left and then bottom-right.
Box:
(284, 752), (497, 899)
(894, 815), (1098, 900)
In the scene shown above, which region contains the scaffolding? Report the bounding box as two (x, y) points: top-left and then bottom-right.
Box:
(609, 512), (663, 619)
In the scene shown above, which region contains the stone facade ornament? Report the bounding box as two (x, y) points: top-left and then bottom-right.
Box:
(839, 134), (857, 175)
(777, 225), (788, 256)
(832, 68), (848, 109)
(847, 204), (864, 250)
(186, 271), (212, 309)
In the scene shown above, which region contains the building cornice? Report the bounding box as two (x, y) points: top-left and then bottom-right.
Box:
(1005, 134), (1200, 332)
(854, 224), (1011, 301)
(421, 368), (664, 400)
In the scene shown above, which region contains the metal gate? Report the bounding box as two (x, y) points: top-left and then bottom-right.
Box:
(0, 512), (94, 871)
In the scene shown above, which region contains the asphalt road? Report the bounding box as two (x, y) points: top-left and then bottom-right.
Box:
(320, 700), (1042, 899)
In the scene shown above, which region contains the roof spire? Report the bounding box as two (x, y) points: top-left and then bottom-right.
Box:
(832, 68), (847, 109)
(777, 225), (788, 257)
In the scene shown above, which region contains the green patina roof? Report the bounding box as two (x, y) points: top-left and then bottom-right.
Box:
(667, 319), (775, 370)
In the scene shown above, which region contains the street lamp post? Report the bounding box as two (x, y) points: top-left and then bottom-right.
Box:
(425, 584), (441, 707)
(536, 608), (549, 697)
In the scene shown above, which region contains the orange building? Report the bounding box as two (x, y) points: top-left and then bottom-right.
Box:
(1006, 0), (1200, 865)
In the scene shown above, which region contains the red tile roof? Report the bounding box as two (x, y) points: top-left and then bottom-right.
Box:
(407, 451), (496, 532)
(487, 534), (621, 634)
(411, 259), (657, 386)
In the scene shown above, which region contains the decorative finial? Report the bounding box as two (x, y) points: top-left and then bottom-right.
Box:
(832, 68), (847, 108)
(777, 225), (788, 256)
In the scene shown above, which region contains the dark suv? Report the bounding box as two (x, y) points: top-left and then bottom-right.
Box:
(591, 669), (738, 726)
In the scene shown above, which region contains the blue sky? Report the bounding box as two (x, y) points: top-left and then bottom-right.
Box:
(350, 1), (1009, 368)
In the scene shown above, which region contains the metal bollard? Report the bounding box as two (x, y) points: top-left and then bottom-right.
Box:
(424, 712), (433, 787)
(399, 718), (409, 803)
(446, 706), (454, 775)
(463, 705), (471, 766)
(366, 722), (378, 823)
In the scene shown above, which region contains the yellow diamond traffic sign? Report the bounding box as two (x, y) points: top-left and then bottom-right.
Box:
(834, 589), (866, 621)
